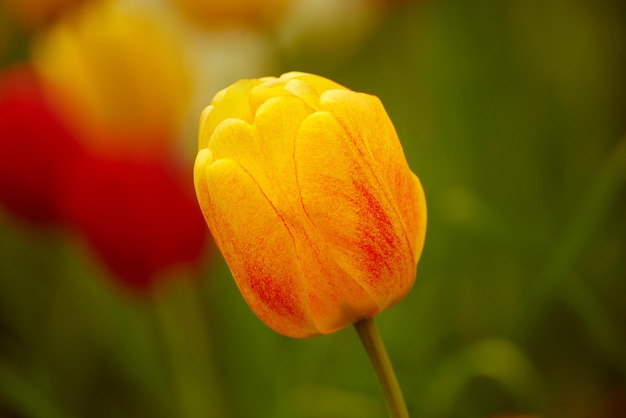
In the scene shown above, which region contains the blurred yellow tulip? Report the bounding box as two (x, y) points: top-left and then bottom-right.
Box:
(194, 72), (427, 337)
(31, 0), (191, 158)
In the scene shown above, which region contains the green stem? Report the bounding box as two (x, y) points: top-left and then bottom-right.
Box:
(354, 317), (409, 418)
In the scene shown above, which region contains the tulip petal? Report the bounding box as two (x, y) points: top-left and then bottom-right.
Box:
(207, 117), (288, 209)
(320, 89), (427, 263)
(257, 94), (381, 333)
(282, 72), (348, 96)
(194, 155), (318, 337)
(251, 78), (319, 112)
(206, 114), (284, 215)
(293, 233), (381, 334)
(253, 95), (315, 211)
(407, 173), (427, 263)
(199, 79), (262, 148)
(209, 96), (315, 216)
(206, 118), (260, 166)
(295, 110), (417, 311)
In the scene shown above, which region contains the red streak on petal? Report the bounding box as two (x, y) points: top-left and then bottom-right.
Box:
(353, 180), (397, 284)
(245, 261), (299, 318)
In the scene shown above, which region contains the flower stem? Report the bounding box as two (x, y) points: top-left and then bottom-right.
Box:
(354, 317), (409, 418)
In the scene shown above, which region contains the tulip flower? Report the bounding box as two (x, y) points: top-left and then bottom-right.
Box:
(58, 151), (208, 292)
(0, 65), (82, 224)
(194, 71), (426, 338)
(31, 0), (191, 159)
(26, 0), (213, 293)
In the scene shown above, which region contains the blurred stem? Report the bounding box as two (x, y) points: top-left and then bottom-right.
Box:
(354, 317), (409, 418)
(151, 274), (229, 418)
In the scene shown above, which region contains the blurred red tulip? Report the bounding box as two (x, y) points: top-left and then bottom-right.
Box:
(20, 0), (212, 291)
(0, 65), (83, 225)
(57, 151), (209, 292)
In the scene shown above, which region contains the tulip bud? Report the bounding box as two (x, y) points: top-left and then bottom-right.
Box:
(194, 72), (426, 337)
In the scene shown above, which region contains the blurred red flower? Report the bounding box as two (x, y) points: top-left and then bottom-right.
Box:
(0, 65), (210, 293)
(57, 151), (209, 293)
(0, 65), (83, 225)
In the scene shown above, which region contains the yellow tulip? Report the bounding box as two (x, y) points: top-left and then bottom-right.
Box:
(31, 0), (191, 157)
(194, 72), (427, 338)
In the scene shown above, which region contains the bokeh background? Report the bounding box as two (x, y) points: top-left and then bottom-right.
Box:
(1, 0), (625, 417)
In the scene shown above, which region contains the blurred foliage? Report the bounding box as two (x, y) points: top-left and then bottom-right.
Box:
(1, 0), (625, 417)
